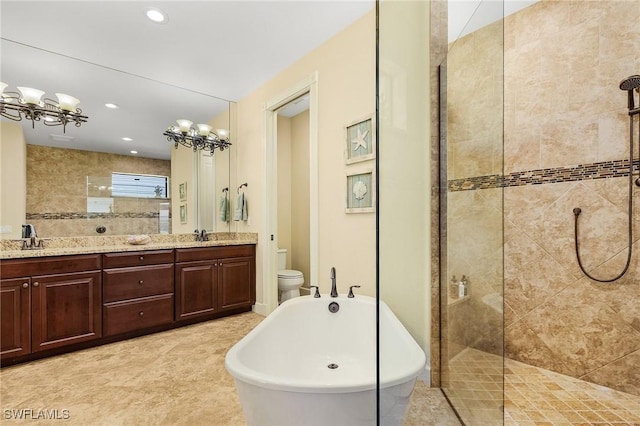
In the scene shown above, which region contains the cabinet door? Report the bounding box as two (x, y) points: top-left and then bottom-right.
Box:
(218, 256), (255, 310)
(31, 271), (102, 352)
(175, 262), (217, 320)
(0, 278), (31, 359)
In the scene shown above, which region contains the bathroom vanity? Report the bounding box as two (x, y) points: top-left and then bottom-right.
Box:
(0, 235), (256, 366)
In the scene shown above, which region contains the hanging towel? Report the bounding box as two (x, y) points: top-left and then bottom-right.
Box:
(233, 193), (248, 221)
(218, 194), (229, 222)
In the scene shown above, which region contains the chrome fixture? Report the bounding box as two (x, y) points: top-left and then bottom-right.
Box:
(347, 285), (360, 298)
(21, 224), (44, 250)
(330, 267), (338, 297)
(163, 120), (231, 155)
(309, 285), (321, 298)
(194, 229), (209, 242)
(328, 301), (340, 313)
(0, 82), (88, 133)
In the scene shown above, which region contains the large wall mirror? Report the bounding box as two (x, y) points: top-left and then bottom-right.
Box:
(1, 38), (233, 237)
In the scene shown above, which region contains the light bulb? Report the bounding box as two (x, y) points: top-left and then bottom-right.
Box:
(176, 119), (193, 133)
(17, 87), (45, 105)
(216, 128), (229, 140)
(55, 93), (80, 112)
(197, 123), (212, 136)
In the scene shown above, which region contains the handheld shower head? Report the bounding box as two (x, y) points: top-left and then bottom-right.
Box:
(620, 75), (640, 110)
(619, 75), (640, 91)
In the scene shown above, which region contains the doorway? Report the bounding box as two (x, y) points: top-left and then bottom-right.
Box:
(276, 94), (311, 300)
(261, 73), (319, 315)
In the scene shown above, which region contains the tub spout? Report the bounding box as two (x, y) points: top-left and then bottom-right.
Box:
(330, 267), (338, 297)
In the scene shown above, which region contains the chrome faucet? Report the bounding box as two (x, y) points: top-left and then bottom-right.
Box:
(330, 267), (338, 297)
(194, 229), (209, 242)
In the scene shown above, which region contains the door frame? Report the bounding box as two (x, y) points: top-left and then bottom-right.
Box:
(259, 72), (319, 316)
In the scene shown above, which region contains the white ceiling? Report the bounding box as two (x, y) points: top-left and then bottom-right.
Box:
(0, 0), (375, 159)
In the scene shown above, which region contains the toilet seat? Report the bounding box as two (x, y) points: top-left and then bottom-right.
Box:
(278, 269), (303, 279)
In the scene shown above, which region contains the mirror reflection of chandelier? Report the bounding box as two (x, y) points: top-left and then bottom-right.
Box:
(0, 82), (88, 132)
(164, 120), (231, 155)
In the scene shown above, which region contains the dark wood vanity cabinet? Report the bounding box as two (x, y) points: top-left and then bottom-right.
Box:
(1, 277), (31, 358)
(1, 255), (102, 362)
(1, 244), (255, 365)
(102, 250), (174, 336)
(175, 245), (255, 321)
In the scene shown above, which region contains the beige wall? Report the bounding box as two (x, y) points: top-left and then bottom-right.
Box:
(290, 110), (311, 285)
(276, 110), (311, 283)
(0, 122), (27, 240)
(235, 11), (376, 304)
(277, 115), (292, 259)
(379, 0), (431, 356)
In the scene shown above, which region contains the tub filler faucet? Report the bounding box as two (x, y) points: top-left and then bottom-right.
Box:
(330, 267), (338, 297)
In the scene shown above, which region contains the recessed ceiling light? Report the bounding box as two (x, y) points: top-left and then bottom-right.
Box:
(146, 8), (167, 24)
(105, 103), (119, 109)
(130, 150), (138, 155)
(122, 137), (133, 142)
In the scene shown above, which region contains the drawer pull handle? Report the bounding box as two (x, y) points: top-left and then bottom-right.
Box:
(138, 280), (144, 285)
(139, 256), (144, 261)
(138, 311), (144, 317)
(22, 282), (29, 289)
(33, 282), (40, 287)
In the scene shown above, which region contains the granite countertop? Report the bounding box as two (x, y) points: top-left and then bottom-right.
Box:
(0, 233), (258, 260)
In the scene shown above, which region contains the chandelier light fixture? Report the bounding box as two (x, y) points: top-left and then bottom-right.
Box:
(0, 82), (88, 132)
(163, 119), (231, 155)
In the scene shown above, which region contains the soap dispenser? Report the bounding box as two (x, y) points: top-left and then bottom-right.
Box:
(458, 275), (468, 298)
(449, 275), (459, 299)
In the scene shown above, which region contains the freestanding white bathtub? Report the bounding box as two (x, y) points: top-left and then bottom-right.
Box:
(225, 294), (426, 426)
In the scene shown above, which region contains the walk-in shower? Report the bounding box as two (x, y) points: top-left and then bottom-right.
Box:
(573, 75), (640, 282)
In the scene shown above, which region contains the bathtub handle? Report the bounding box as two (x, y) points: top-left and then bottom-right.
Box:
(348, 285), (361, 298)
(309, 285), (321, 298)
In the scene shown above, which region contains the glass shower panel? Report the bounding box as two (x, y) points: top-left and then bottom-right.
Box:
(378, 0), (432, 424)
(440, 0), (505, 424)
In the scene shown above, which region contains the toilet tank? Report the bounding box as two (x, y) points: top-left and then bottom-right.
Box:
(277, 249), (287, 271)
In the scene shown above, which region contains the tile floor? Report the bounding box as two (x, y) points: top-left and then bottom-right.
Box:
(0, 312), (454, 426)
(444, 347), (640, 426)
(3, 314), (637, 425)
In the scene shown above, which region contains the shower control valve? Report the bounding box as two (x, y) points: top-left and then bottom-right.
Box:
(347, 285), (361, 298)
(309, 285), (321, 298)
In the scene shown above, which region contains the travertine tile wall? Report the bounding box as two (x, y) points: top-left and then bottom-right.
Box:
(504, 0), (640, 396)
(445, 18), (505, 362)
(26, 145), (171, 237)
(448, 0), (640, 396)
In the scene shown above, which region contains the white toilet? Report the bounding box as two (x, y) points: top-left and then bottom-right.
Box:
(277, 248), (304, 302)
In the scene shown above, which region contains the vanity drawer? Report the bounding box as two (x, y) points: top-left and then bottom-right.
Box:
(103, 264), (173, 302)
(102, 250), (174, 269)
(103, 294), (174, 336)
(175, 245), (255, 263)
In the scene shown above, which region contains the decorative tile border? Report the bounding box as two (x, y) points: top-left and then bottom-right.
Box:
(26, 212), (166, 220)
(448, 159), (640, 192)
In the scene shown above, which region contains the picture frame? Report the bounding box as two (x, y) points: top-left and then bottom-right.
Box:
(345, 115), (375, 164)
(346, 169), (375, 214)
(179, 204), (187, 224)
(179, 182), (187, 201)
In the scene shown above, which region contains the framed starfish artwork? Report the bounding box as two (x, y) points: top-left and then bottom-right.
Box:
(345, 115), (375, 164)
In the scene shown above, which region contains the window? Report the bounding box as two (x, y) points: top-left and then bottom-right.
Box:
(111, 172), (169, 198)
